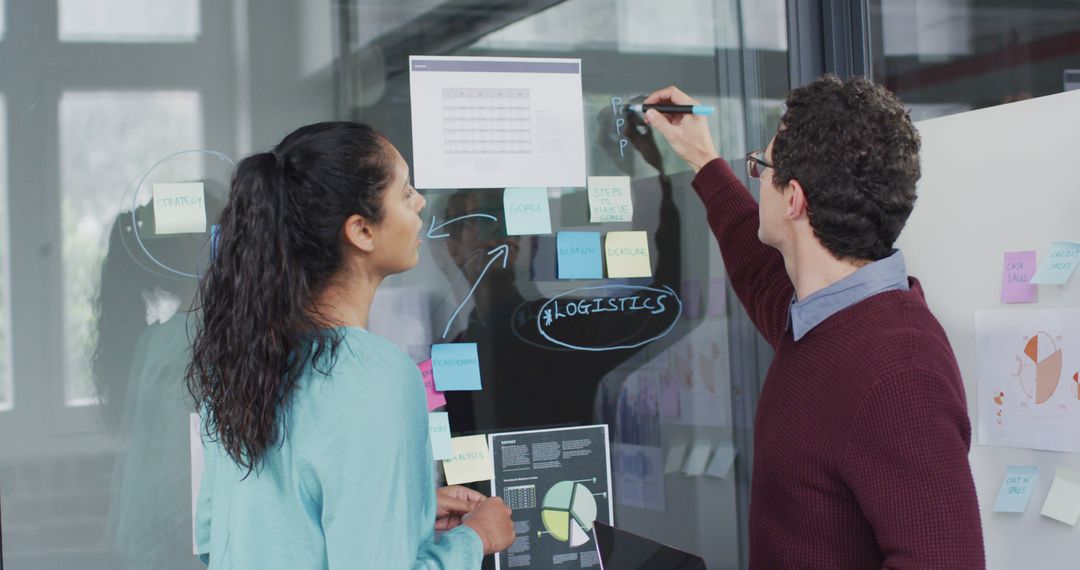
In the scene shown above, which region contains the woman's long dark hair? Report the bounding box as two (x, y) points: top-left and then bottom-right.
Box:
(187, 122), (394, 474)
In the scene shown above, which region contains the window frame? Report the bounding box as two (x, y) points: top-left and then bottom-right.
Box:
(0, 0), (236, 441)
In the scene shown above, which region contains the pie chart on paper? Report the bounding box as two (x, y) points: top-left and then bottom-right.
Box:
(539, 480), (598, 548)
(1020, 332), (1063, 404)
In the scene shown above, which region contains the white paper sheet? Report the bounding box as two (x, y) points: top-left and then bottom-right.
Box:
(409, 56), (587, 189)
(190, 413), (204, 556)
(975, 309), (1080, 452)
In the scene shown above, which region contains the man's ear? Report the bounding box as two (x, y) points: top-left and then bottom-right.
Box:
(786, 179), (809, 221)
(342, 214), (376, 253)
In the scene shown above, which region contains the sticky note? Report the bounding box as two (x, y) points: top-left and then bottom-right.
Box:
(153, 182), (207, 234)
(605, 231), (652, 278)
(681, 280), (702, 319)
(430, 343), (482, 391)
(557, 231), (603, 279)
(442, 435), (494, 485)
(683, 439), (712, 476)
(429, 412), (453, 460)
(705, 443), (736, 479)
(992, 465), (1039, 512)
(1031, 242), (1080, 285)
(418, 359), (446, 410)
(1041, 466), (1080, 525)
(588, 176), (633, 222)
(664, 443), (687, 474)
(707, 277), (727, 317)
(1001, 251), (1038, 303)
(503, 187), (552, 235)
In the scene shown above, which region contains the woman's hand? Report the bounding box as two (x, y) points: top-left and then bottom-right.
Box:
(462, 497), (515, 555)
(435, 485), (486, 531)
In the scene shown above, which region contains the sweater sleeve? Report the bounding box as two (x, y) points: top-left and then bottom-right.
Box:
(691, 158), (793, 346)
(839, 368), (985, 569)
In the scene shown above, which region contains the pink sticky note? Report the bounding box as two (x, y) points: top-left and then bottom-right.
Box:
(682, 279), (702, 319)
(419, 359), (446, 411)
(707, 278), (727, 317)
(1001, 251), (1037, 304)
(660, 374), (679, 417)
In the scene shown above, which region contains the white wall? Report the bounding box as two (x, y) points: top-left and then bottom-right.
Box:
(898, 90), (1080, 569)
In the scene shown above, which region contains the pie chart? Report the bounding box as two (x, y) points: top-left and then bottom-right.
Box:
(1019, 332), (1063, 404)
(539, 480), (598, 548)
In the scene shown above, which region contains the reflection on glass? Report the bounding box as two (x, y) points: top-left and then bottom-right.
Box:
(342, 1), (790, 566)
(873, 0), (1080, 120)
(59, 91), (202, 406)
(58, 0), (199, 43)
(0, 94), (9, 412)
(0, 0), (5, 41)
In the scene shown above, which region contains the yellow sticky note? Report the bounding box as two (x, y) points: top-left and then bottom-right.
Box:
(588, 176), (633, 222)
(1040, 466), (1080, 525)
(442, 434), (494, 485)
(605, 231), (651, 278)
(153, 182), (207, 235)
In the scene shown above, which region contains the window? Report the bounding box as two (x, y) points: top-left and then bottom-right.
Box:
(59, 90), (202, 406)
(870, 0), (1080, 120)
(58, 0), (199, 43)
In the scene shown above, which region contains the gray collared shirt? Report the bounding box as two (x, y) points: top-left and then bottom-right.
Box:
(789, 250), (910, 341)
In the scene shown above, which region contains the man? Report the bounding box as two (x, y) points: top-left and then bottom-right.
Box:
(643, 76), (985, 568)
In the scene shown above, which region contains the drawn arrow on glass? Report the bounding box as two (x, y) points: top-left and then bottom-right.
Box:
(426, 213), (499, 239)
(442, 244), (510, 339)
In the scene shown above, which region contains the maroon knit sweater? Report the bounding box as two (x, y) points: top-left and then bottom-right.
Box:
(693, 159), (985, 569)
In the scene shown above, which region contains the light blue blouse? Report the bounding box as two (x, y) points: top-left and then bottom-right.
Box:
(195, 327), (482, 569)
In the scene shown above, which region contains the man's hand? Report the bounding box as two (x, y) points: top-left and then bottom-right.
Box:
(435, 485), (486, 531)
(642, 85), (721, 172)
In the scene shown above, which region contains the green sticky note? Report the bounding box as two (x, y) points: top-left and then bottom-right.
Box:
(1031, 241), (1080, 284)
(429, 412), (452, 460)
(605, 231), (652, 278)
(992, 465), (1038, 513)
(153, 182), (207, 235)
(503, 187), (552, 235)
(442, 434), (494, 485)
(1041, 466), (1080, 525)
(588, 176), (633, 223)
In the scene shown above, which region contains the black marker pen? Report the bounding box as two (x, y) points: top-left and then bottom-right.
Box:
(627, 103), (715, 116)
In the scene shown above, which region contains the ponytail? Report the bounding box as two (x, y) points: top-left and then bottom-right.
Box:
(187, 122), (393, 474)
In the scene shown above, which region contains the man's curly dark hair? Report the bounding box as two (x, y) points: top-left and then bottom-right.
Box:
(771, 75), (920, 262)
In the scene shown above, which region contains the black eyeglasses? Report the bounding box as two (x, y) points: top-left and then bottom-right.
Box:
(746, 150), (773, 179)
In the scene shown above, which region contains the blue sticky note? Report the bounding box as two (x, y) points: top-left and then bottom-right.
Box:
(430, 343), (482, 391)
(992, 465), (1039, 513)
(1031, 241), (1080, 284)
(429, 412), (453, 460)
(503, 188), (552, 235)
(557, 231), (603, 279)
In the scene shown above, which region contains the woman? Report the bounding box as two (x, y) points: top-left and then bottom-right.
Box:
(187, 122), (514, 568)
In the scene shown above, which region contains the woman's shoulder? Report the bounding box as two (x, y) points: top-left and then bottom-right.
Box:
(337, 327), (417, 374)
(293, 328), (418, 406)
(287, 328), (422, 442)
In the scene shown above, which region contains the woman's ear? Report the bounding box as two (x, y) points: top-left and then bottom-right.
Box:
(342, 214), (376, 253)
